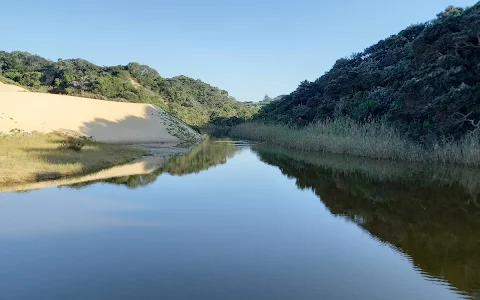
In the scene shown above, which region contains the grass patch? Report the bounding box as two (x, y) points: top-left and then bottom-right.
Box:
(0, 132), (145, 185)
(230, 118), (480, 166)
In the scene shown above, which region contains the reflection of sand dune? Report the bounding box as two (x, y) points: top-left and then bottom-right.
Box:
(0, 155), (173, 193)
(0, 83), (201, 143)
(0, 139), (239, 192)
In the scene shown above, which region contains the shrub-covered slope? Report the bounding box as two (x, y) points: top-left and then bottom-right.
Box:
(0, 52), (256, 126)
(257, 4), (480, 140)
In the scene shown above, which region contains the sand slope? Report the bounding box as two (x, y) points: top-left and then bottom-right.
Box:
(0, 82), (27, 92)
(0, 83), (201, 143)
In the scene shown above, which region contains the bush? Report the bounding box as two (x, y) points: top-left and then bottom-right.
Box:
(59, 136), (87, 151)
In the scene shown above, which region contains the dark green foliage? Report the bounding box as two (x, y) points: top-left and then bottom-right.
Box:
(257, 3), (480, 140)
(127, 62), (162, 90)
(157, 76), (256, 126)
(0, 51), (256, 126)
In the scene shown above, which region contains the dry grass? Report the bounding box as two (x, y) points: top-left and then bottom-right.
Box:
(231, 118), (480, 166)
(0, 132), (145, 185)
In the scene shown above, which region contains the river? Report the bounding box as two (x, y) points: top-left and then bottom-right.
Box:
(0, 140), (479, 300)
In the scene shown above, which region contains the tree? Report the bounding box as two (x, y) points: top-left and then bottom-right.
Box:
(262, 94), (272, 103)
(436, 5), (465, 20)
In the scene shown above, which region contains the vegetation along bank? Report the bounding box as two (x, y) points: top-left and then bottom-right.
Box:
(231, 4), (480, 166)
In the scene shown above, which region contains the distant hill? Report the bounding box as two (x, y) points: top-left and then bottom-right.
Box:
(257, 3), (480, 140)
(0, 52), (256, 126)
(244, 94), (286, 107)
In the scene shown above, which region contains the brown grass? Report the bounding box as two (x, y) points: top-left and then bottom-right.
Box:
(230, 118), (480, 166)
(0, 132), (145, 185)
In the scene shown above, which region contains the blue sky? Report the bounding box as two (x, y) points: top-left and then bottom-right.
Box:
(1, 0), (476, 102)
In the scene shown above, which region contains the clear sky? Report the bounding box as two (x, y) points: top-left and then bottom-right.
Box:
(1, 0), (476, 102)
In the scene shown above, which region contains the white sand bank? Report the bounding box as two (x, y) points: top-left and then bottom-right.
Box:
(0, 83), (201, 143)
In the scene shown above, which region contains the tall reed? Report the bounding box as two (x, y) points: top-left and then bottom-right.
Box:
(230, 118), (480, 166)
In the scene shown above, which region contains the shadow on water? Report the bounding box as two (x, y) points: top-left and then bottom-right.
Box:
(64, 139), (240, 189)
(251, 144), (480, 299)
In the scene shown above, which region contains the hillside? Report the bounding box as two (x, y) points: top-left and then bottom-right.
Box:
(256, 3), (480, 140)
(0, 52), (256, 126)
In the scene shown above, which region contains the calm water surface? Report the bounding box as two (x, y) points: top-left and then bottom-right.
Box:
(1, 140), (479, 300)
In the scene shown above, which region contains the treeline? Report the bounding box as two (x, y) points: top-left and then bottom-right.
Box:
(0, 52), (256, 126)
(256, 4), (480, 141)
(244, 94), (285, 108)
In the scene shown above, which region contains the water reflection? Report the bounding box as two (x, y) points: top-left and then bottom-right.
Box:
(1, 141), (480, 299)
(252, 145), (480, 299)
(64, 139), (240, 189)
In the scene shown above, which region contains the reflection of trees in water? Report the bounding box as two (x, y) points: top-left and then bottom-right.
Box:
(65, 173), (161, 190)
(64, 139), (239, 189)
(253, 145), (480, 299)
(161, 139), (238, 176)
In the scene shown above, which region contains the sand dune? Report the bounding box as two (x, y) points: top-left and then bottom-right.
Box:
(0, 83), (201, 143)
(0, 82), (27, 92)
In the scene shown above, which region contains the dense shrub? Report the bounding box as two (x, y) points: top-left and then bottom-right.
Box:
(256, 3), (480, 140)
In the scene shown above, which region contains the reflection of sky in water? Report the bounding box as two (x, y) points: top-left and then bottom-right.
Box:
(0, 148), (465, 300)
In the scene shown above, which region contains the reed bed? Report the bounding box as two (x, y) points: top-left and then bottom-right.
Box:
(230, 118), (480, 166)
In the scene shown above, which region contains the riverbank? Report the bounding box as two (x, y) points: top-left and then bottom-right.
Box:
(0, 133), (146, 186)
(0, 80), (204, 187)
(0, 152), (178, 193)
(0, 132), (199, 189)
(230, 119), (480, 166)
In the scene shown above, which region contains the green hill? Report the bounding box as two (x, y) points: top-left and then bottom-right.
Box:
(256, 3), (480, 140)
(0, 52), (256, 126)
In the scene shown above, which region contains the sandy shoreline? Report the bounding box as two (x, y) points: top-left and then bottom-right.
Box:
(0, 82), (203, 192)
(0, 144), (192, 193)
